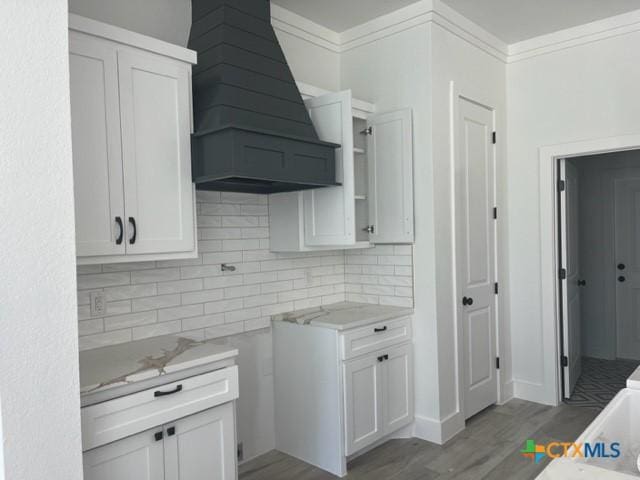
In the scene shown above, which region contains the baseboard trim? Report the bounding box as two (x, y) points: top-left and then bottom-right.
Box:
(412, 411), (465, 444)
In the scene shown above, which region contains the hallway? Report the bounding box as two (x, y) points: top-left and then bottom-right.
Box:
(565, 357), (640, 409)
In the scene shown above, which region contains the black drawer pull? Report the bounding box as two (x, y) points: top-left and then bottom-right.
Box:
(374, 326), (387, 333)
(377, 354), (389, 362)
(129, 217), (137, 244)
(154, 431), (163, 441)
(167, 426), (176, 437)
(154, 384), (183, 397)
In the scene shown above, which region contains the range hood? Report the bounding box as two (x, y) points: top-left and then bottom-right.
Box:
(188, 0), (339, 194)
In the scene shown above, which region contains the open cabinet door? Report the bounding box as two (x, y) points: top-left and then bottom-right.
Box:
(560, 159), (582, 398)
(303, 91), (355, 246)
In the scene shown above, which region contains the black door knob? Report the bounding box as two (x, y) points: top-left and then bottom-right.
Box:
(578, 280), (586, 286)
(618, 276), (626, 282)
(618, 263), (626, 270)
(462, 296), (473, 306)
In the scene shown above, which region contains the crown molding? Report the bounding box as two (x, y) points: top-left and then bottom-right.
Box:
(271, 4), (341, 53)
(272, 3), (640, 65)
(508, 8), (640, 63)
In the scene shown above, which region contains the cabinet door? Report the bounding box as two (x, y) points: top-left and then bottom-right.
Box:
(303, 91), (355, 246)
(381, 343), (414, 434)
(117, 50), (195, 255)
(343, 354), (383, 455)
(164, 403), (237, 480)
(69, 33), (126, 257)
(367, 109), (414, 243)
(83, 427), (164, 480)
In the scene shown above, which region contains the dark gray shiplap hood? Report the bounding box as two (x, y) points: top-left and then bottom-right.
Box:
(188, 0), (339, 194)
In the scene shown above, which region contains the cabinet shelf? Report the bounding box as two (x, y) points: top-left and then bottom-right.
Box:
(355, 195), (367, 200)
(354, 147), (366, 154)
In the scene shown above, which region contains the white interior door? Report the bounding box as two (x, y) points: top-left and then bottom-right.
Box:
(164, 403), (236, 480)
(303, 90), (355, 246)
(614, 177), (640, 360)
(560, 159), (582, 398)
(455, 97), (497, 419)
(69, 33), (125, 257)
(83, 428), (164, 480)
(118, 50), (194, 255)
(366, 109), (414, 244)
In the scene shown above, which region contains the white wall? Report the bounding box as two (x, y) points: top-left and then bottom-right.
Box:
(507, 28), (640, 404)
(68, 0), (191, 46)
(0, 1), (83, 479)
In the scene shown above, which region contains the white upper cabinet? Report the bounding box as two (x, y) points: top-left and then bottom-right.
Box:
(303, 91), (355, 246)
(367, 109), (414, 244)
(268, 86), (414, 252)
(69, 16), (197, 265)
(70, 33), (126, 257)
(117, 50), (194, 255)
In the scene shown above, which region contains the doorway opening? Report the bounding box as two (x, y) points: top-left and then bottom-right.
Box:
(557, 150), (640, 408)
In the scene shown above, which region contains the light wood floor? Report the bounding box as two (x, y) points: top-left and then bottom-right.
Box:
(239, 399), (600, 480)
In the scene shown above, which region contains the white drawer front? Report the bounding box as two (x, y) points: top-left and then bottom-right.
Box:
(81, 366), (238, 451)
(341, 317), (411, 360)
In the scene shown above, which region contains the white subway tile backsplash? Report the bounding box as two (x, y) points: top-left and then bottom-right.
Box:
(77, 196), (413, 349)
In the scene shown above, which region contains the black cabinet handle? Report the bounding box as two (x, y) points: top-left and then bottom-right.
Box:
(154, 384), (182, 397)
(154, 431), (163, 442)
(374, 326), (387, 333)
(167, 426), (176, 437)
(618, 263), (626, 271)
(619, 276), (626, 283)
(578, 280), (586, 286)
(129, 217), (137, 244)
(115, 217), (124, 245)
(377, 354), (389, 362)
(462, 296), (473, 306)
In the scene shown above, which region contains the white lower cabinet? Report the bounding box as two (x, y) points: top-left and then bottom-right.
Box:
(82, 368), (238, 480)
(83, 427), (165, 480)
(273, 315), (414, 477)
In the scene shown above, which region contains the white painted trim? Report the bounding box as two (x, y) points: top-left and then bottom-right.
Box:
(509, 8), (640, 63)
(412, 412), (464, 445)
(538, 134), (640, 407)
(68, 14), (197, 64)
(271, 4), (342, 53)
(274, 3), (640, 66)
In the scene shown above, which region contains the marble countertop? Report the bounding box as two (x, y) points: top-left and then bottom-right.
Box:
(537, 459), (638, 479)
(271, 302), (413, 331)
(79, 335), (238, 403)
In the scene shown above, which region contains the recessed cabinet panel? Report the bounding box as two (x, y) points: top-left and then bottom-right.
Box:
(344, 354), (383, 455)
(69, 33), (125, 257)
(381, 344), (413, 433)
(367, 109), (414, 244)
(118, 50), (195, 255)
(303, 91), (355, 246)
(164, 403), (236, 480)
(83, 428), (164, 480)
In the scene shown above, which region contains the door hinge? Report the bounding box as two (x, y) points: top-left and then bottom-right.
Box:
(494, 282), (499, 295)
(237, 442), (244, 462)
(493, 207), (497, 219)
(559, 268), (567, 280)
(561, 355), (568, 367)
(492, 131), (497, 144)
(496, 357), (500, 369)
(558, 179), (566, 192)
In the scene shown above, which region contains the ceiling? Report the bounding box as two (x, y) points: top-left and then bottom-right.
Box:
(271, 0), (640, 43)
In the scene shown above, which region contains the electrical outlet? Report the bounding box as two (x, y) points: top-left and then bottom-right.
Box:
(90, 291), (106, 317)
